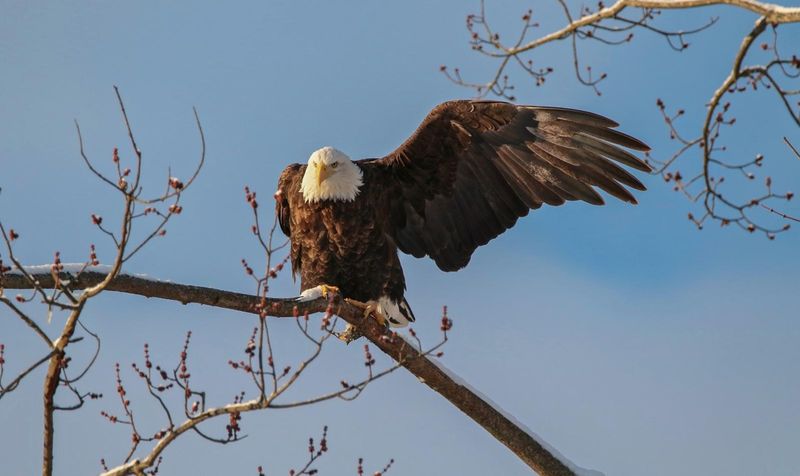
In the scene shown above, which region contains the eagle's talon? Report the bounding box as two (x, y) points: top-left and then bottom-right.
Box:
(345, 298), (388, 328)
(320, 284), (339, 300)
(296, 284), (340, 302)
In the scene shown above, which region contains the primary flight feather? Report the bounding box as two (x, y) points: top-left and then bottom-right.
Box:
(275, 100), (650, 327)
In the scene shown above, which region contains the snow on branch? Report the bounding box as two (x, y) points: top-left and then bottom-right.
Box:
(2, 266), (595, 476)
(0, 86), (205, 476)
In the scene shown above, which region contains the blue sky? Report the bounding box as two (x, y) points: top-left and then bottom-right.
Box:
(1, 1), (798, 475)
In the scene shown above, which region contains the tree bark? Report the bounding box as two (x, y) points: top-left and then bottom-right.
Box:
(3, 269), (589, 475)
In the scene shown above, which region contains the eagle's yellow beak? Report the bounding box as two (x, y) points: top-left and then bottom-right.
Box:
(317, 163), (333, 186)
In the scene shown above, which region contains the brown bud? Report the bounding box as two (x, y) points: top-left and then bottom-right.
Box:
(169, 177), (184, 190)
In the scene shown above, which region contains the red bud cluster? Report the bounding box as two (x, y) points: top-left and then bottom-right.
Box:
(143, 343), (152, 369)
(100, 410), (119, 423)
(363, 345), (375, 367)
(522, 9), (532, 21)
(440, 306), (453, 332)
(244, 326), (258, 357)
(168, 177), (184, 190)
(113, 362), (132, 412)
(89, 244), (99, 266)
(320, 428), (328, 452)
(228, 360), (253, 373)
(51, 251), (63, 274)
(241, 259), (254, 276)
(226, 410), (242, 439)
(245, 186), (258, 209)
(178, 331), (192, 381)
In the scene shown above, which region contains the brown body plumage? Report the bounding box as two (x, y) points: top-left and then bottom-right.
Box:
(276, 100), (650, 325)
(277, 164), (409, 321)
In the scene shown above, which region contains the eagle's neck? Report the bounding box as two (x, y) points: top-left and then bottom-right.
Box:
(300, 161), (363, 203)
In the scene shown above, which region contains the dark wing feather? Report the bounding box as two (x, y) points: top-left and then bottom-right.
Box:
(275, 163), (305, 276)
(365, 100), (651, 272)
(276, 164), (304, 236)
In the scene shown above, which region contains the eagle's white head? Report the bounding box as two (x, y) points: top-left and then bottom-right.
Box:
(301, 146), (363, 203)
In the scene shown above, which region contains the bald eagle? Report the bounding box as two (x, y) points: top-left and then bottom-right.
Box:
(275, 100), (650, 327)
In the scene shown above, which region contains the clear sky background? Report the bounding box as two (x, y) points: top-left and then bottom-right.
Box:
(1, 1), (799, 475)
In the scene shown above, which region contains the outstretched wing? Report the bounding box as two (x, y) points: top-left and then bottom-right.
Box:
(367, 100), (651, 272)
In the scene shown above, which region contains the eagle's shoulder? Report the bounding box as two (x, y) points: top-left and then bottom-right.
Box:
(276, 163), (306, 237)
(353, 158), (389, 183)
(277, 163), (305, 196)
(278, 163), (305, 181)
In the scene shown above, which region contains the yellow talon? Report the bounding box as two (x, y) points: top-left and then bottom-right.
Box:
(320, 284), (339, 299)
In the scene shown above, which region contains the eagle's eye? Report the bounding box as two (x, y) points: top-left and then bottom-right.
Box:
(331, 162), (339, 169)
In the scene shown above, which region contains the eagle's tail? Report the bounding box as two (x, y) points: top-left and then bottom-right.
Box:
(378, 296), (416, 327)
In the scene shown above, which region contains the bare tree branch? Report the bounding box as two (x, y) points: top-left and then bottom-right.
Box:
(448, 0), (799, 237)
(786, 137), (800, 159)
(4, 268), (584, 476)
(0, 88), (205, 476)
(507, 0), (798, 58)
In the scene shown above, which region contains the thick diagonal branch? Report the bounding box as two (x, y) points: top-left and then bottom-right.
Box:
(3, 269), (589, 476)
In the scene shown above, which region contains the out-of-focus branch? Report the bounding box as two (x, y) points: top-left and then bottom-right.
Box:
(4, 268), (586, 476)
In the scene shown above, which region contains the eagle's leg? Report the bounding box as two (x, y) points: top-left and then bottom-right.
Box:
(296, 284), (340, 302)
(344, 298), (387, 327)
(336, 299), (387, 344)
